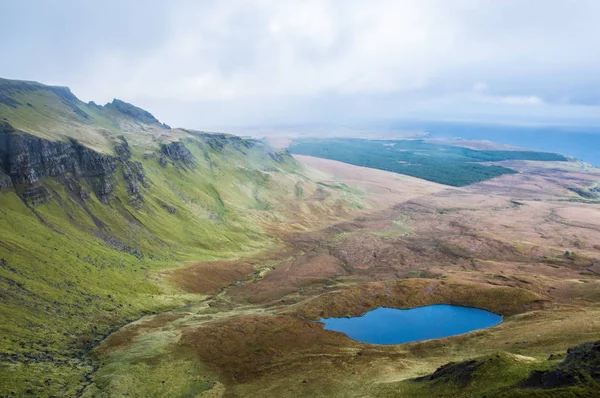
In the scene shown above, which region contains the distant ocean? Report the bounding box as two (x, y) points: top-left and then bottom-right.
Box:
(386, 121), (600, 167)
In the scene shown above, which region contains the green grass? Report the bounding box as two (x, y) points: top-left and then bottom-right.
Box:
(289, 139), (568, 187)
(379, 352), (553, 397)
(0, 77), (183, 153)
(377, 350), (599, 398)
(83, 329), (216, 398)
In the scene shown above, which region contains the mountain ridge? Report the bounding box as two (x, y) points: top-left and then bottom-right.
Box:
(0, 77), (186, 154)
(0, 77), (168, 127)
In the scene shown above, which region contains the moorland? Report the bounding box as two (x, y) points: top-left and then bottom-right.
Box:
(1, 78), (600, 397)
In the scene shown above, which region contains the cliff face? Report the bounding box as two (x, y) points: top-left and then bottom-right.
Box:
(0, 168), (11, 189)
(160, 141), (195, 167)
(0, 122), (182, 206)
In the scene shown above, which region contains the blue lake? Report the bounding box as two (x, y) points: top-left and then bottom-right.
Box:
(320, 305), (503, 345)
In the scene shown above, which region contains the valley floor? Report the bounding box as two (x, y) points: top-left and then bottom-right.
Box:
(83, 157), (600, 397)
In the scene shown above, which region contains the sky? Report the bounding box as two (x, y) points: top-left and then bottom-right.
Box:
(1, 0), (599, 130)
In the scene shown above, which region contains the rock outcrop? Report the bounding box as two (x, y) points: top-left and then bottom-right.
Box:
(114, 136), (132, 161)
(0, 141), (12, 190)
(522, 340), (600, 389)
(75, 144), (119, 204)
(160, 141), (195, 167)
(414, 359), (483, 388)
(0, 122), (148, 205)
(105, 99), (170, 128)
(0, 169), (11, 190)
(21, 185), (53, 206)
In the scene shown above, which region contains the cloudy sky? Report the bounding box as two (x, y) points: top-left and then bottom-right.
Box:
(1, 0), (599, 129)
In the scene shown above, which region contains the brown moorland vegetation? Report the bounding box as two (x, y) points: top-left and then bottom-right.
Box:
(85, 156), (600, 397)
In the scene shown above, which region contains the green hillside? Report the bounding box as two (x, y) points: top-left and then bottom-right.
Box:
(0, 78), (190, 153)
(382, 341), (600, 397)
(0, 79), (363, 396)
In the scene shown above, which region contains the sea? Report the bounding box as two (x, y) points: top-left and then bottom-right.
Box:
(387, 121), (600, 167)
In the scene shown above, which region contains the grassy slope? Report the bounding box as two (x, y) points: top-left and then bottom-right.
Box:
(380, 349), (599, 397)
(381, 352), (557, 397)
(0, 78), (189, 153)
(0, 80), (365, 396)
(289, 138), (568, 187)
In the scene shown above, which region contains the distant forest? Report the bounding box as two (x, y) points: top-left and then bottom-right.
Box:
(289, 139), (567, 187)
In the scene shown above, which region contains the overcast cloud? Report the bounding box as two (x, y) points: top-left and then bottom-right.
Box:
(1, 0), (599, 129)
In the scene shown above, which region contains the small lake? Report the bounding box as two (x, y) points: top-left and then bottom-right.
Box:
(320, 305), (502, 345)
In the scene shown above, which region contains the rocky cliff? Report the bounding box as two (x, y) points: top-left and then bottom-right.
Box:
(160, 141), (195, 167)
(0, 122), (191, 206)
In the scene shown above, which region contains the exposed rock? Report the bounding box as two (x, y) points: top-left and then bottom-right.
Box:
(59, 175), (90, 200)
(73, 142), (118, 204)
(105, 99), (167, 127)
(160, 141), (194, 166)
(157, 199), (177, 214)
(0, 144), (11, 189)
(0, 168), (11, 190)
(521, 340), (600, 389)
(159, 156), (168, 168)
(21, 185), (52, 206)
(114, 137), (132, 161)
(0, 123), (78, 185)
(206, 135), (227, 151)
(128, 193), (144, 210)
(414, 359), (483, 388)
(122, 160), (146, 196)
(268, 150), (289, 163)
(0, 123), (145, 205)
